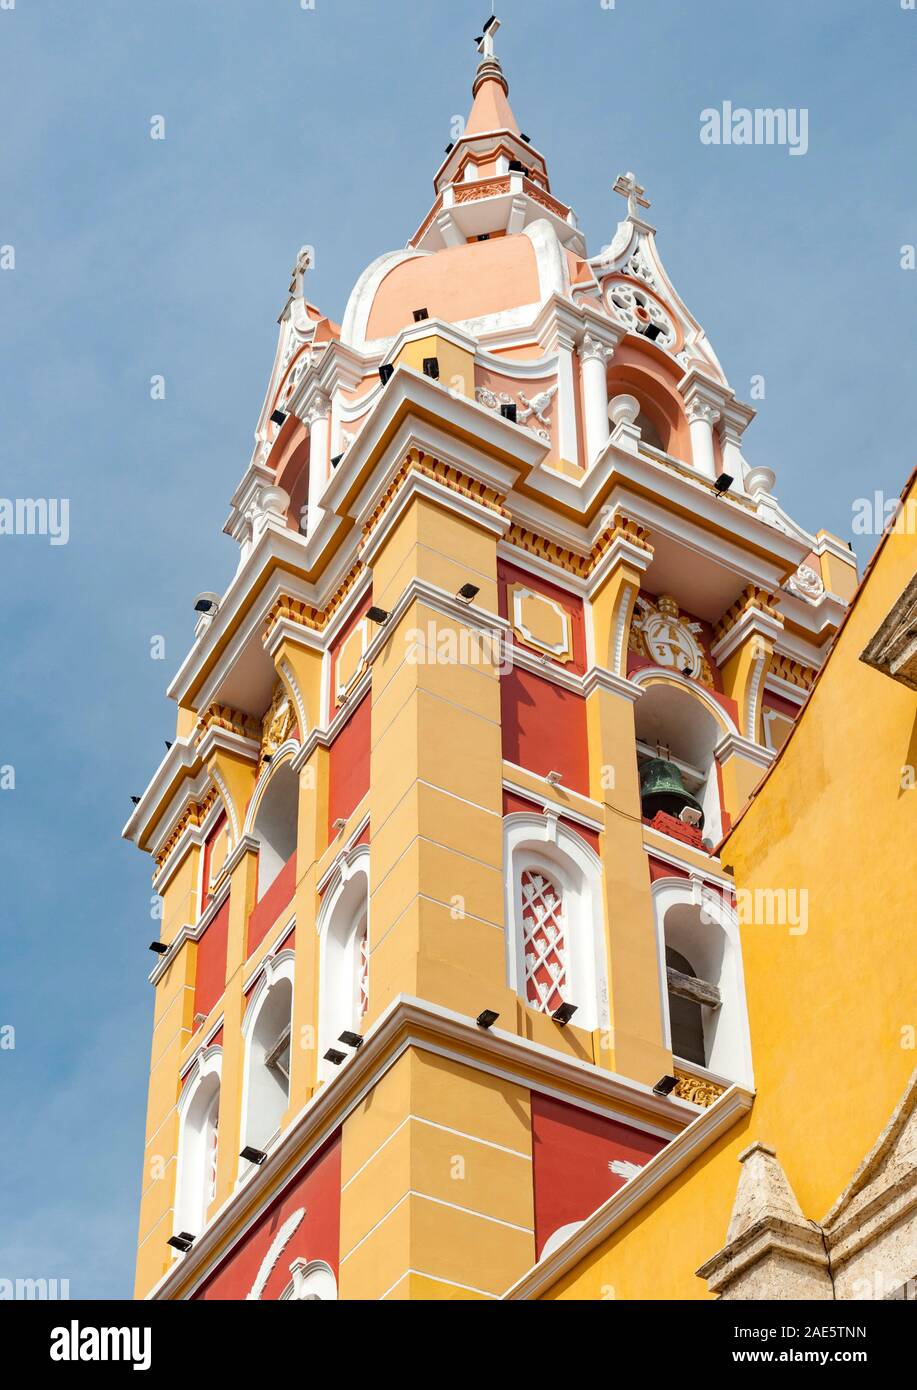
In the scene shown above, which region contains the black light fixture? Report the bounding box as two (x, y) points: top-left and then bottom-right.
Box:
(240, 1145), (268, 1165)
(378, 363), (395, 386)
(131, 795), (141, 805)
(500, 403), (517, 423)
(339, 1031), (364, 1049)
(422, 356), (440, 380)
(445, 142), (455, 154)
(263, 753), (273, 765)
(652, 1075), (679, 1097)
(413, 307), (429, 322)
(367, 605), (390, 625)
(509, 159), (525, 173)
(477, 233), (491, 242)
(167, 1233), (194, 1253)
(324, 1048), (347, 1066)
(194, 598), (216, 614)
(270, 408), (288, 428)
(476, 1009), (500, 1030)
(149, 941), (169, 956)
(457, 582), (480, 603)
(330, 453), (344, 469)
(714, 473), (734, 498)
(552, 1001), (578, 1027)
(521, 133), (532, 144)
(165, 740), (172, 750)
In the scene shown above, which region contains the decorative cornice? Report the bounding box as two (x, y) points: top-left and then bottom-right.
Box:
(673, 1067), (728, 1109)
(362, 449), (510, 548)
(769, 651), (817, 692)
(505, 513), (652, 582)
(154, 786), (219, 875)
(713, 585), (781, 648)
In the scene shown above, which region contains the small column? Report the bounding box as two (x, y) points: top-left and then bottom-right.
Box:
(580, 333), (611, 465)
(305, 391), (331, 537)
(718, 399), (756, 494)
(685, 396), (721, 481)
(546, 324), (580, 464)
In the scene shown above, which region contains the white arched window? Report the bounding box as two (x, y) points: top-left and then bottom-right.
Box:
(241, 952), (295, 1165)
(652, 877), (753, 1086)
(505, 814), (609, 1032)
(317, 846), (370, 1082)
(249, 761), (299, 903)
(174, 1046), (222, 1239)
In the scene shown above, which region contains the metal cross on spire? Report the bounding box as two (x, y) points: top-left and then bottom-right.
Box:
(613, 171), (651, 220)
(475, 14), (501, 60)
(288, 245), (314, 299)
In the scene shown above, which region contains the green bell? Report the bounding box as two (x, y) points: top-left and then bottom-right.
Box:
(639, 758), (705, 829)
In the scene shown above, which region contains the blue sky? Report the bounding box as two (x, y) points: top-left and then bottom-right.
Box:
(0, 0), (914, 1300)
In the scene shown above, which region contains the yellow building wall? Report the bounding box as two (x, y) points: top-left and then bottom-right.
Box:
(539, 487), (917, 1299)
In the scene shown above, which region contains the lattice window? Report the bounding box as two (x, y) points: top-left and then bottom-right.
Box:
(206, 1112), (219, 1206)
(520, 868), (567, 1013)
(358, 917), (369, 1019)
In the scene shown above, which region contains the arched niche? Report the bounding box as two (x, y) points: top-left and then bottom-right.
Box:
(249, 760), (299, 902)
(633, 675), (734, 845)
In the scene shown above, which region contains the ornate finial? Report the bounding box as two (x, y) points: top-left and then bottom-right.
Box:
(475, 14), (500, 61)
(613, 171), (651, 220)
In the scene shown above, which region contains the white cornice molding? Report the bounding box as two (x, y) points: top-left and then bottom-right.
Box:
(582, 666), (644, 703)
(146, 994), (698, 1301)
(710, 604), (786, 666)
(502, 1083), (755, 1300)
(714, 731), (775, 771)
(501, 774), (605, 832)
(122, 737), (198, 845)
(195, 725), (261, 768)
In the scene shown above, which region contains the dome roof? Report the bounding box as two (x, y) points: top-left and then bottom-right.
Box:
(364, 235), (540, 343)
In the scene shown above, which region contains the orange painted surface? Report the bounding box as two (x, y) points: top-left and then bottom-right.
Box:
(328, 692), (371, 839)
(498, 558), (587, 675)
(194, 900), (230, 1022)
(500, 667), (589, 795)
(194, 1134), (341, 1300)
(367, 236), (540, 341)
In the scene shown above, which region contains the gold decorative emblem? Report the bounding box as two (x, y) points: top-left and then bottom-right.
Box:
(630, 594), (714, 687)
(673, 1069), (726, 1108)
(261, 683), (295, 762)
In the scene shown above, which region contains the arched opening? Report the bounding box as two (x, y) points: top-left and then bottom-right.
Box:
(606, 346), (691, 461)
(242, 966), (293, 1157)
(653, 879), (752, 1085)
(317, 852), (370, 1083)
(634, 680), (727, 846)
(504, 816), (609, 1032)
(251, 763), (298, 902)
(174, 1052), (221, 1239)
(665, 946), (706, 1065)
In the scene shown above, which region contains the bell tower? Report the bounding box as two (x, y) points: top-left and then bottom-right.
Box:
(125, 16), (857, 1301)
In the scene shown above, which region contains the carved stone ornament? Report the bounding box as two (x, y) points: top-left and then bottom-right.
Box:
(261, 683), (296, 761)
(630, 594), (715, 687)
(786, 563), (825, 602)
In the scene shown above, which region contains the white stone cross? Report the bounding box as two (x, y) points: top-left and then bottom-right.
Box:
(288, 245), (313, 299)
(613, 171), (651, 220)
(476, 14), (500, 59)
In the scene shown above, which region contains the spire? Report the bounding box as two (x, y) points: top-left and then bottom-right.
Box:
(467, 14), (519, 136)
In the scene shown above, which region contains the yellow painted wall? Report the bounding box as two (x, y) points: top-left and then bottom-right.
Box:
(539, 484), (917, 1299)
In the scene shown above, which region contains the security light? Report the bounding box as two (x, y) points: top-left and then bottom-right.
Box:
(422, 356), (440, 380)
(149, 941), (169, 956)
(378, 363), (395, 385)
(330, 453), (343, 469)
(714, 473), (734, 497)
(167, 1233), (194, 1253)
(457, 582), (480, 603)
(546, 770), (563, 787)
(551, 1001), (578, 1027)
(477, 233), (491, 242)
(324, 1048), (347, 1066)
(194, 598), (216, 614)
(476, 1009), (500, 1030)
(500, 403), (517, 422)
(193, 1012), (206, 1026)
(509, 159), (525, 173)
(521, 133), (531, 144)
(652, 1074), (679, 1097)
(413, 308), (429, 322)
(367, 606), (390, 625)
(445, 142), (455, 154)
(270, 409), (288, 428)
(332, 817), (347, 834)
(240, 1146), (268, 1165)
(339, 1031), (364, 1049)
(165, 740), (172, 750)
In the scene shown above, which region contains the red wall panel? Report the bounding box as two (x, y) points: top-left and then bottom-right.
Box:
(531, 1093), (668, 1258)
(194, 900), (230, 1021)
(501, 667), (589, 795)
(327, 691), (371, 839)
(246, 851), (297, 959)
(194, 1134), (342, 1300)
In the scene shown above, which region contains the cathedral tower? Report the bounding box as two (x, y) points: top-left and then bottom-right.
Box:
(125, 18), (856, 1300)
